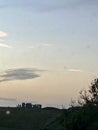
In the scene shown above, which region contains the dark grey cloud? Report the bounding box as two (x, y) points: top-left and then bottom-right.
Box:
(0, 97), (16, 101)
(0, 68), (41, 82)
(1, 0), (98, 12)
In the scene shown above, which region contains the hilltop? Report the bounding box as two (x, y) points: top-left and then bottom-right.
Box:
(0, 107), (65, 130)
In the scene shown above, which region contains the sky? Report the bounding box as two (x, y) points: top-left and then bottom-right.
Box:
(0, 0), (98, 108)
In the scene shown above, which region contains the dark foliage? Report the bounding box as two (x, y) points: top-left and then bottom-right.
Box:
(63, 78), (98, 130)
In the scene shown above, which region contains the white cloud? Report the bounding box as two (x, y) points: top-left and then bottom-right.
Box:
(63, 66), (83, 72)
(67, 69), (83, 72)
(0, 43), (12, 48)
(0, 31), (12, 48)
(0, 31), (7, 37)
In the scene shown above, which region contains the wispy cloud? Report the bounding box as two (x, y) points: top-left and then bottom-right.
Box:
(41, 44), (54, 47)
(0, 68), (43, 82)
(0, 0), (98, 12)
(0, 31), (13, 48)
(0, 31), (7, 37)
(0, 43), (12, 48)
(30, 43), (54, 49)
(64, 67), (83, 73)
(67, 69), (83, 72)
(0, 97), (17, 102)
(35, 0), (98, 12)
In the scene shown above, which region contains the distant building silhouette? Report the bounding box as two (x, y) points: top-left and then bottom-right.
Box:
(26, 103), (32, 109)
(20, 102), (42, 109)
(22, 103), (26, 108)
(33, 104), (42, 109)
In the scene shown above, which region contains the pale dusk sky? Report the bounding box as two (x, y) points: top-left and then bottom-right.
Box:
(0, 0), (98, 107)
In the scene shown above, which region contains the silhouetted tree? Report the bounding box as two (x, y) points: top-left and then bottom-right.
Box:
(78, 78), (98, 106)
(64, 78), (98, 130)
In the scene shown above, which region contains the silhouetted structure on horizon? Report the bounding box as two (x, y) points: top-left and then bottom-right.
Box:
(19, 102), (42, 109)
(22, 103), (26, 108)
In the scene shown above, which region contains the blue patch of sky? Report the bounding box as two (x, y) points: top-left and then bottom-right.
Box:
(0, 0), (98, 70)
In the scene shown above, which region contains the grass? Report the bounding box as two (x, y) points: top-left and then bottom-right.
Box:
(0, 107), (65, 130)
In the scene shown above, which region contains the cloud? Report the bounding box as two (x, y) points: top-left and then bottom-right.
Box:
(21, 0), (98, 12)
(64, 67), (83, 72)
(0, 0), (98, 12)
(29, 43), (54, 49)
(0, 68), (41, 82)
(67, 69), (83, 72)
(42, 0), (98, 12)
(41, 44), (54, 47)
(0, 97), (17, 102)
(0, 43), (12, 48)
(0, 31), (12, 48)
(0, 31), (7, 37)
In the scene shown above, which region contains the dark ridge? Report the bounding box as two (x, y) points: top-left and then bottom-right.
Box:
(43, 107), (60, 110)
